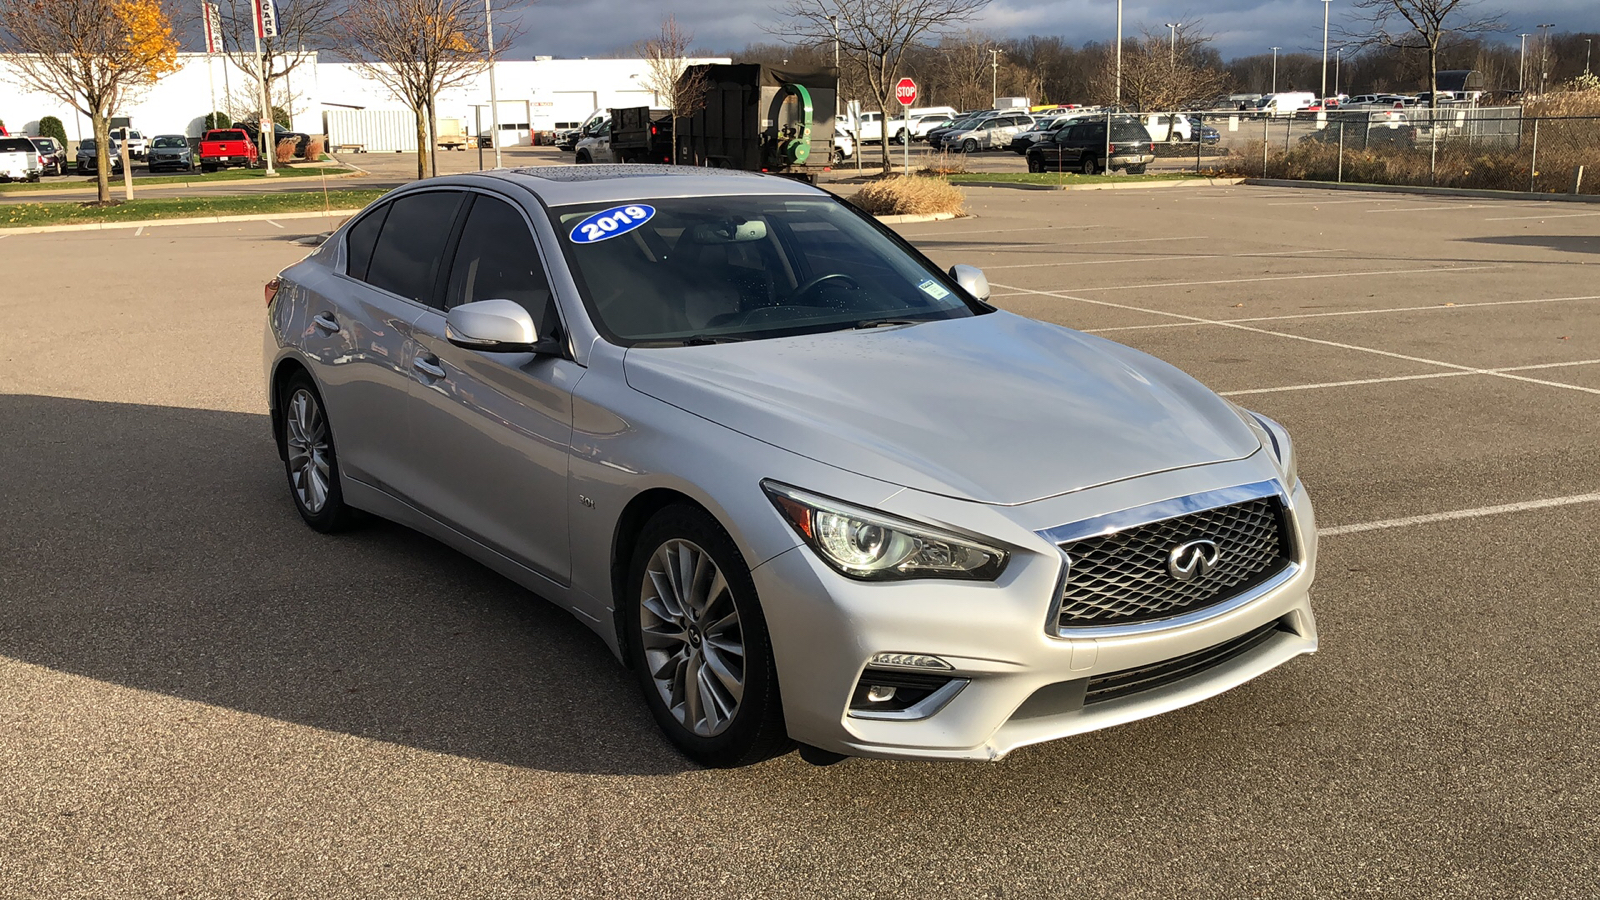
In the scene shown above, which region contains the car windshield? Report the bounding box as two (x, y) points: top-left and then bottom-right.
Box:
(153, 137), (187, 148)
(551, 195), (984, 345)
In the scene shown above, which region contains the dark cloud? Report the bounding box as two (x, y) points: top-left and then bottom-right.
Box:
(507, 0), (1600, 60)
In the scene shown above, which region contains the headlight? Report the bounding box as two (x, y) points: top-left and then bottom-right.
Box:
(762, 481), (1008, 581)
(1236, 407), (1298, 489)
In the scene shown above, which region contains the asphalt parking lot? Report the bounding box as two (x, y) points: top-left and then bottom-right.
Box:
(2, 182), (1597, 898)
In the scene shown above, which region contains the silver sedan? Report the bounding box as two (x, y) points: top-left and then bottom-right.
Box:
(264, 166), (1317, 767)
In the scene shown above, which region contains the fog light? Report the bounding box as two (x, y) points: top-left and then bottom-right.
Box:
(848, 668), (968, 720)
(865, 685), (897, 703)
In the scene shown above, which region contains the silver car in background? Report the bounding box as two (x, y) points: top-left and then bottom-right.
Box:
(264, 166), (1317, 767)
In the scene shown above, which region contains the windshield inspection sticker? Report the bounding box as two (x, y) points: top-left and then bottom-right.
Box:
(570, 204), (655, 244)
(918, 278), (952, 300)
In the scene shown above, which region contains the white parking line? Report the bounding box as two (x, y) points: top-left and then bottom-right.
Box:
(266, 219), (284, 229)
(1053, 264), (1503, 293)
(1254, 248), (1348, 255)
(1087, 294), (1600, 334)
(1365, 204), (1494, 213)
(1267, 197), (1404, 206)
(1483, 210), (1600, 222)
(897, 224), (1102, 237)
(134, 226), (144, 237)
(987, 253), (1221, 270)
(1222, 359), (1600, 397)
(1320, 492), (1600, 536)
(991, 281), (1600, 398)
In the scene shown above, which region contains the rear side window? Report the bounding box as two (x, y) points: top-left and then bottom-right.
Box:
(363, 191), (466, 303)
(1112, 123), (1152, 141)
(344, 204), (390, 282)
(0, 138), (33, 152)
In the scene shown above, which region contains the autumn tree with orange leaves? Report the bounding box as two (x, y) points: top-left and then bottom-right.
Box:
(0, 0), (180, 203)
(335, 0), (516, 179)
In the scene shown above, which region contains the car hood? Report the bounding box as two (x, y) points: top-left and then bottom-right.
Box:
(623, 312), (1261, 506)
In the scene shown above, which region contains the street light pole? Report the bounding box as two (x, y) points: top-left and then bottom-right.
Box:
(1164, 23), (1178, 67)
(1586, 38), (1592, 76)
(1335, 47), (1343, 96)
(829, 15), (839, 122)
(1518, 34), (1529, 92)
(485, 0), (501, 167)
(1115, 0), (1123, 107)
(1320, 0), (1331, 101)
(1537, 23), (1555, 97)
(990, 48), (1002, 107)
(1271, 47), (1281, 94)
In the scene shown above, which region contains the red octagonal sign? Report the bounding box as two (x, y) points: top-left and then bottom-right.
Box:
(895, 77), (918, 107)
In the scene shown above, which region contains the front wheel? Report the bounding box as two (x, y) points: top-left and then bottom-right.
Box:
(278, 373), (360, 533)
(1027, 154), (1044, 173)
(961, 138), (979, 153)
(626, 504), (790, 768)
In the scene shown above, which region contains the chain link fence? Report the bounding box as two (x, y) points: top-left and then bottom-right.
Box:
(1172, 107), (1598, 195)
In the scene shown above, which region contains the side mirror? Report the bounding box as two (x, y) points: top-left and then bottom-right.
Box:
(446, 299), (542, 352)
(949, 264), (991, 302)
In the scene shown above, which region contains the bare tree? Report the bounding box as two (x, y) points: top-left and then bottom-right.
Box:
(334, 0), (513, 179)
(933, 31), (997, 111)
(0, 0), (180, 203)
(769, 0), (992, 174)
(217, 0), (339, 126)
(1340, 0), (1504, 107)
(1098, 27), (1231, 111)
(638, 15), (712, 164)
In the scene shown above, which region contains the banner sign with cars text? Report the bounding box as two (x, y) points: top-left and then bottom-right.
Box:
(203, 2), (223, 54)
(251, 0), (278, 39)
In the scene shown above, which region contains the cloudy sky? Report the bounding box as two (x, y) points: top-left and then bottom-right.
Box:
(510, 0), (1600, 60)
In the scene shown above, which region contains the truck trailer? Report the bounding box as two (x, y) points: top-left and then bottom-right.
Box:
(673, 64), (839, 182)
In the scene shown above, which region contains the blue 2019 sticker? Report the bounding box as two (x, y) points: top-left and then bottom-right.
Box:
(570, 204), (655, 244)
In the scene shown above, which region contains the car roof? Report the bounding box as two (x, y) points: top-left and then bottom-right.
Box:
(458, 165), (825, 207)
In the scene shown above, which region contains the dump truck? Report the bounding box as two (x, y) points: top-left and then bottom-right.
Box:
(672, 64), (839, 182)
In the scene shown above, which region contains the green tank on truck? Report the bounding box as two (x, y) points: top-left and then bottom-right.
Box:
(672, 63), (839, 183)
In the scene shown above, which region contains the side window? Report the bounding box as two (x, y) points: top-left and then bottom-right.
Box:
(364, 191), (466, 304)
(443, 195), (560, 338)
(344, 204), (390, 281)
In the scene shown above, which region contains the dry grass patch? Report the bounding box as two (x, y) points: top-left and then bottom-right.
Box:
(848, 175), (965, 216)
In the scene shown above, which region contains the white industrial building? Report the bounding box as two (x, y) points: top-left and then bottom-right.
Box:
(0, 52), (729, 151)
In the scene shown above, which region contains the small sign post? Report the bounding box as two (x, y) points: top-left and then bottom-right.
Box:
(895, 77), (917, 176)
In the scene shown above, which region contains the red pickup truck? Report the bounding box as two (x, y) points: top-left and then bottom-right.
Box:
(199, 129), (260, 172)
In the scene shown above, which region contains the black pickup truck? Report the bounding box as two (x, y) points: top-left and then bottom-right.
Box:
(573, 107), (674, 164)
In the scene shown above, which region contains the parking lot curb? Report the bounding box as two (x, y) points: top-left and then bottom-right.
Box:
(1243, 178), (1600, 204)
(873, 212), (961, 224)
(0, 167), (366, 199)
(953, 177), (1245, 192)
(2, 208), (367, 235)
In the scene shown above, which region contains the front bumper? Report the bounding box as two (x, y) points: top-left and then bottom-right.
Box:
(752, 472), (1317, 761)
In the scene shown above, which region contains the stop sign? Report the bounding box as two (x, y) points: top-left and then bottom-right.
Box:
(895, 77), (918, 107)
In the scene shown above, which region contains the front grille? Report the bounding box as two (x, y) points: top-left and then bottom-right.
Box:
(1084, 619), (1288, 705)
(1055, 497), (1290, 629)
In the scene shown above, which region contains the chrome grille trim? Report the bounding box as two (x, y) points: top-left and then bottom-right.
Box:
(1039, 480), (1298, 637)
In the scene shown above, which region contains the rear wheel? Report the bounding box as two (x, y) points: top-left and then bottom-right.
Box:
(1027, 154), (1044, 173)
(626, 505), (790, 768)
(1080, 155), (1099, 175)
(278, 373), (360, 533)
(1126, 164), (1147, 175)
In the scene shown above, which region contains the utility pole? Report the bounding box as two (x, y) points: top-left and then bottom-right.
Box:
(1537, 23), (1555, 97)
(829, 15), (839, 121)
(485, 0), (502, 166)
(1586, 38), (1592, 76)
(1320, 0), (1331, 101)
(1519, 34), (1529, 92)
(1335, 47), (1343, 96)
(251, 0), (275, 176)
(1271, 47), (1281, 94)
(1114, 0), (1123, 107)
(990, 48), (1001, 107)
(1165, 23), (1179, 67)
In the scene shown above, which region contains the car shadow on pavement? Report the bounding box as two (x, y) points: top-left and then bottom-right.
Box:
(0, 393), (692, 776)
(1460, 234), (1600, 255)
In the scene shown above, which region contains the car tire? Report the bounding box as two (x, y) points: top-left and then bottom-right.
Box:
(201, 164), (216, 173)
(1080, 156), (1099, 175)
(1126, 164), (1147, 175)
(961, 138), (979, 153)
(1027, 155), (1044, 173)
(277, 373), (360, 533)
(625, 504), (791, 768)
(575, 151), (591, 164)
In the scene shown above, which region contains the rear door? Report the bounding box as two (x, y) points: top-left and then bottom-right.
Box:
(406, 191), (578, 583)
(313, 189), (468, 498)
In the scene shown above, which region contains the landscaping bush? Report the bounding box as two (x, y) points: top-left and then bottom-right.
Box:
(38, 116), (68, 146)
(306, 136), (326, 160)
(848, 175), (965, 216)
(275, 138), (298, 165)
(204, 111), (232, 130)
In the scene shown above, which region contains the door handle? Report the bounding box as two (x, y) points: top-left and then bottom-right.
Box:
(312, 312), (340, 333)
(412, 356), (446, 380)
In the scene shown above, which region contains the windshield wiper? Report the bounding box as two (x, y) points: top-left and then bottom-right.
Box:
(852, 318), (922, 330)
(677, 335), (746, 346)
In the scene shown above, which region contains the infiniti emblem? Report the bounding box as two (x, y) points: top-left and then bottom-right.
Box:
(1167, 539), (1221, 582)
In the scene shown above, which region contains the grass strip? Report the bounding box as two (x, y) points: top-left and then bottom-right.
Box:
(945, 172), (1211, 185)
(0, 166), (358, 193)
(1, 190), (388, 228)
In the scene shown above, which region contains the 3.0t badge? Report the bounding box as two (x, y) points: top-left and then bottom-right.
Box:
(1167, 539), (1221, 582)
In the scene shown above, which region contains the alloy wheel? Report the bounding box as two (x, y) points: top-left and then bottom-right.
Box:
(639, 539), (746, 737)
(284, 388), (333, 515)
